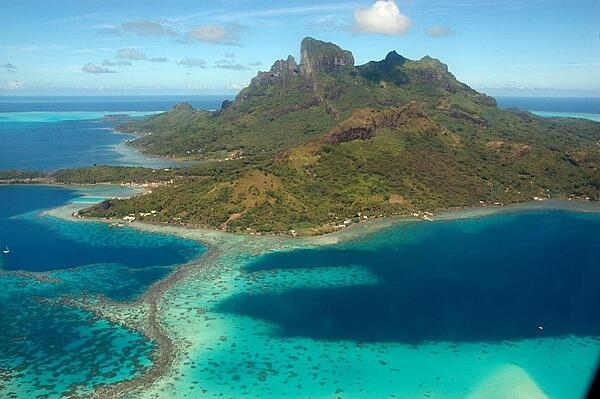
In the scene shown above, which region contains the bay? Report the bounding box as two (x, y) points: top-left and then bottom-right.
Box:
(0, 95), (231, 171)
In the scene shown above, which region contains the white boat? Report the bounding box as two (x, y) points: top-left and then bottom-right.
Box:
(2, 245), (9, 254)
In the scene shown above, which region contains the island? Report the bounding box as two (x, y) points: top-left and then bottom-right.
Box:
(64, 37), (600, 236)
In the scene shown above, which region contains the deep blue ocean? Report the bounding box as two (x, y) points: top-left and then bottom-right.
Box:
(221, 210), (600, 343)
(0, 95), (229, 113)
(0, 185), (204, 293)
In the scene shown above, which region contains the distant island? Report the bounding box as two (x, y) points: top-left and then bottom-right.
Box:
(12, 37), (600, 235)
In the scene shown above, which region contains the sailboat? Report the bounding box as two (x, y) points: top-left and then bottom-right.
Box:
(2, 245), (9, 254)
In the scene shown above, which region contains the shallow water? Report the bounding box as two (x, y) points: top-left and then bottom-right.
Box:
(136, 209), (600, 399)
(496, 96), (600, 122)
(0, 110), (163, 123)
(529, 111), (600, 122)
(0, 185), (206, 398)
(495, 96), (600, 114)
(0, 274), (155, 398)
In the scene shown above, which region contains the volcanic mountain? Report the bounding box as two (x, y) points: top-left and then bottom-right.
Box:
(84, 37), (600, 234)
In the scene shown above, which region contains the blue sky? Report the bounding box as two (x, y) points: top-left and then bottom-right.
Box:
(1, 0), (599, 96)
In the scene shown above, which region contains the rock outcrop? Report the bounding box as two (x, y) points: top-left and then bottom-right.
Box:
(300, 37), (355, 78)
(245, 41), (355, 118)
(412, 56), (450, 82)
(249, 55), (299, 88)
(382, 50), (407, 66)
(324, 102), (446, 144)
(247, 38), (355, 92)
(472, 93), (497, 107)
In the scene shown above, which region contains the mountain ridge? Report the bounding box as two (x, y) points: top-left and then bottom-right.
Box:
(84, 37), (600, 235)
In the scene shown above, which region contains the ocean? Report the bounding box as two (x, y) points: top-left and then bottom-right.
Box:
(496, 96), (600, 122)
(0, 95), (231, 171)
(0, 95), (599, 398)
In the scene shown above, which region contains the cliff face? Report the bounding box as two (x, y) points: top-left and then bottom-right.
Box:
(299, 37), (355, 78)
(249, 55), (299, 88)
(412, 56), (450, 82)
(238, 38), (356, 110)
(247, 37), (355, 91)
(323, 102), (447, 144)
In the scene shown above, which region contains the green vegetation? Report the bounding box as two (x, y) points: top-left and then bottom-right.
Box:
(52, 166), (178, 184)
(63, 38), (600, 234)
(0, 169), (48, 181)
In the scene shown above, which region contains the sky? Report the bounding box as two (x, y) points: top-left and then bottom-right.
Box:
(1, 0), (599, 96)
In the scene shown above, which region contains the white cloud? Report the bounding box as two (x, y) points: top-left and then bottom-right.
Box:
(6, 80), (24, 90)
(177, 58), (207, 68)
(354, 0), (412, 36)
(2, 63), (17, 72)
(229, 83), (246, 90)
(117, 48), (148, 60)
(223, 4), (354, 19)
(82, 63), (116, 74)
(102, 59), (131, 66)
(215, 62), (250, 71)
(8, 44), (66, 53)
(185, 24), (244, 45)
(214, 54), (251, 70)
(425, 25), (454, 38)
(121, 19), (178, 37)
(113, 49), (167, 63)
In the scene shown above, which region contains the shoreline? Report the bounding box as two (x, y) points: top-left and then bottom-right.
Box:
(5, 185), (600, 397)
(91, 198), (600, 399)
(67, 197), (600, 397)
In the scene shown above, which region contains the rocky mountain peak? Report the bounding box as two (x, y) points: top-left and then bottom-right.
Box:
(249, 55), (299, 88)
(300, 37), (354, 77)
(171, 102), (196, 113)
(384, 50), (407, 65)
(414, 56), (450, 81)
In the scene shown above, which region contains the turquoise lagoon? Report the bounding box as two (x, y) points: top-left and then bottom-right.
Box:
(530, 111), (600, 122)
(0, 110), (163, 124)
(0, 185), (206, 398)
(136, 207), (600, 399)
